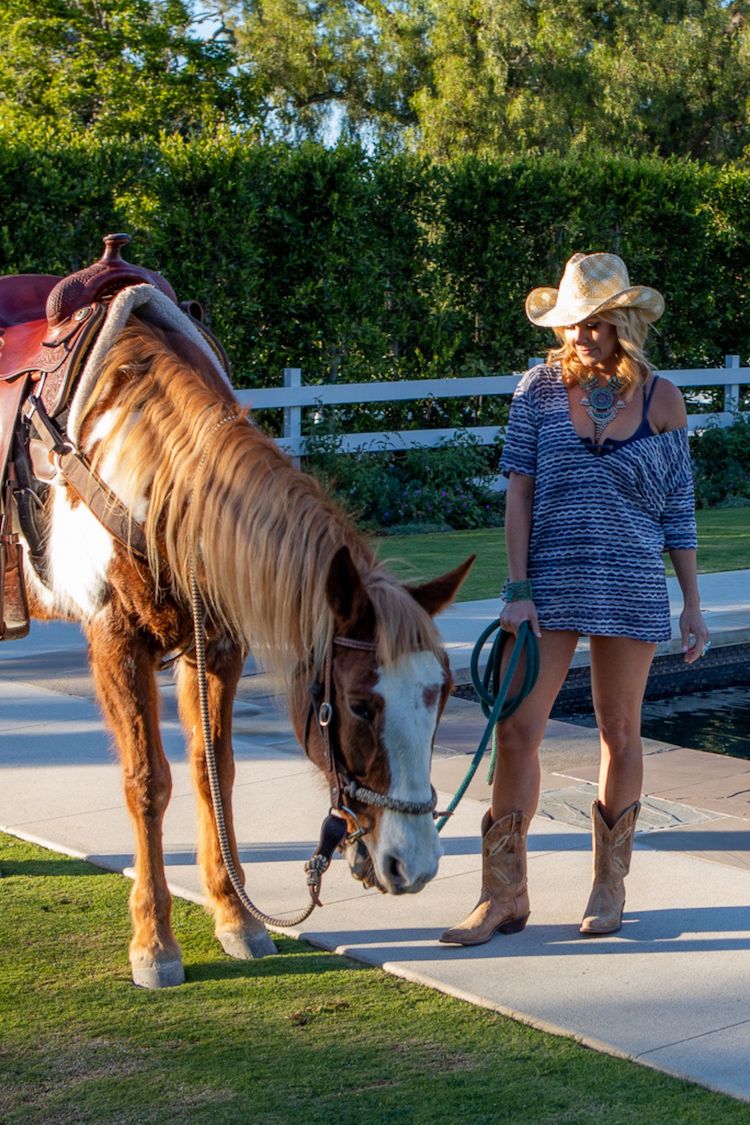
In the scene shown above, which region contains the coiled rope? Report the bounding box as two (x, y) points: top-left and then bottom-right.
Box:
(435, 620), (539, 832)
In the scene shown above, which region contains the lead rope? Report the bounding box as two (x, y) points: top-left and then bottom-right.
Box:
(189, 566), (319, 928)
(187, 412), (319, 929)
(435, 620), (538, 832)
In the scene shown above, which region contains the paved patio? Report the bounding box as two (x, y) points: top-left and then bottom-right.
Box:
(1, 569), (748, 1102)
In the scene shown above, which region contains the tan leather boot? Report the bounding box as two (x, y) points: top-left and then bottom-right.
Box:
(440, 809), (530, 946)
(580, 800), (640, 935)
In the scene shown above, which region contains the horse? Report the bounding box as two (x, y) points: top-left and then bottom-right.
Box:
(8, 259), (471, 988)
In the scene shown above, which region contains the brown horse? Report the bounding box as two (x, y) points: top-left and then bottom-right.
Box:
(20, 305), (471, 987)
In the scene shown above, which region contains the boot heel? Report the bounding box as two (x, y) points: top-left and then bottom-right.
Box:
(498, 912), (530, 935)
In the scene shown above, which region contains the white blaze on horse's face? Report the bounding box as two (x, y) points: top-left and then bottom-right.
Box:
(368, 649), (444, 894)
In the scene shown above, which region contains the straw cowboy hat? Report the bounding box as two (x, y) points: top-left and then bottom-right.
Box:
(525, 252), (664, 327)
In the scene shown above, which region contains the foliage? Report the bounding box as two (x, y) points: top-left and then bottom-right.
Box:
(3, 0), (750, 158)
(414, 0), (750, 163)
(4, 834), (747, 1124)
(304, 428), (505, 530)
(224, 0), (432, 145)
(0, 0), (253, 138)
(5, 137), (750, 393)
(691, 416), (750, 508)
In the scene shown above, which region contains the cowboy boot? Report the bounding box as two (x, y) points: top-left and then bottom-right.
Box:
(580, 800), (640, 935)
(440, 809), (530, 946)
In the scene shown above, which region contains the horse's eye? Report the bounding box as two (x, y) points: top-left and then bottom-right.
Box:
(349, 700), (374, 723)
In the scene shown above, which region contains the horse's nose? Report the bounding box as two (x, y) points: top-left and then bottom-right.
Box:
(383, 853), (410, 893)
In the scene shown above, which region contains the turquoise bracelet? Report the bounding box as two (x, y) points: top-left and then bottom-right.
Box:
(501, 579), (533, 603)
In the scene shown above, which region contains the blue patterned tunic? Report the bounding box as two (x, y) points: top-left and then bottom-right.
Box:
(500, 364), (697, 641)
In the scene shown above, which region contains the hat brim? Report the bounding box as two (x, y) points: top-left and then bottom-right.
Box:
(526, 284), (664, 327)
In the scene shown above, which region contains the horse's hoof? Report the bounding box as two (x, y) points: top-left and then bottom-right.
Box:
(216, 925), (277, 960)
(131, 957), (185, 989)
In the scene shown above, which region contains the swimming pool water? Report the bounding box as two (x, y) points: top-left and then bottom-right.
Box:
(639, 686), (750, 760)
(568, 685), (750, 760)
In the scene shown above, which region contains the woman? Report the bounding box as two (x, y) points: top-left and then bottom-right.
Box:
(441, 252), (710, 946)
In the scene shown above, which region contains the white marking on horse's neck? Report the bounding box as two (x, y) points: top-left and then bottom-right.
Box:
(84, 408), (150, 523)
(46, 485), (114, 619)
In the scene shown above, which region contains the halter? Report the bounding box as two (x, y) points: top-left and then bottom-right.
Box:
(306, 634), (439, 834)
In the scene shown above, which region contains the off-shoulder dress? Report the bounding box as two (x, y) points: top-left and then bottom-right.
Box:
(499, 364), (697, 642)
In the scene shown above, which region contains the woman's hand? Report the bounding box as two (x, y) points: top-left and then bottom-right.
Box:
(680, 605), (710, 664)
(499, 598), (542, 638)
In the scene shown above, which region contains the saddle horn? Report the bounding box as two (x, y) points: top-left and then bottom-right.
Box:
(45, 233), (177, 327)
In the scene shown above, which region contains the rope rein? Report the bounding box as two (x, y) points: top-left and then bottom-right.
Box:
(190, 566), (319, 928)
(187, 413), (320, 928)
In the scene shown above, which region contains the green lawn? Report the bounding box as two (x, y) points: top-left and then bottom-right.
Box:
(375, 508), (749, 602)
(1, 834), (746, 1124)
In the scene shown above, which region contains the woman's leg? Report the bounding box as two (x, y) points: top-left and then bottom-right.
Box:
(492, 629), (580, 818)
(581, 635), (657, 935)
(441, 629), (578, 946)
(589, 636), (657, 823)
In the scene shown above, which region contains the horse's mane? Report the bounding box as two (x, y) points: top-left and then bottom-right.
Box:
(82, 315), (442, 687)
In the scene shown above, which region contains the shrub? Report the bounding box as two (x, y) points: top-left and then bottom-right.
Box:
(304, 429), (505, 531)
(691, 416), (750, 508)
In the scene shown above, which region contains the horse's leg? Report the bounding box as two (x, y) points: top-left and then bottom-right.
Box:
(177, 641), (276, 959)
(86, 616), (185, 989)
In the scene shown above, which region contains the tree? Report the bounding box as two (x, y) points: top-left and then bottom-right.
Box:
(413, 0), (750, 163)
(0, 0), (257, 138)
(223, 0), (432, 143)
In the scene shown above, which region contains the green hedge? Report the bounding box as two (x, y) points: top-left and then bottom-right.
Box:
(2, 128), (750, 392)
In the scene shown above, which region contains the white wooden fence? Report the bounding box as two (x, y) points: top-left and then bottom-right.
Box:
(236, 355), (749, 458)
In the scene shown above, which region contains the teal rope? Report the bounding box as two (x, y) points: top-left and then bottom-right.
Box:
(435, 620), (539, 833)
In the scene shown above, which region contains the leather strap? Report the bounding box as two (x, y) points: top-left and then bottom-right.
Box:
(0, 374), (30, 480)
(29, 401), (149, 561)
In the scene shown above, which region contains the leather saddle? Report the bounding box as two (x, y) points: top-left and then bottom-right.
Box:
(0, 233), (222, 640)
(0, 233), (177, 419)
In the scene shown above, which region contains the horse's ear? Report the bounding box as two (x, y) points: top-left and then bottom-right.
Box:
(407, 554), (475, 617)
(326, 545), (375, 632)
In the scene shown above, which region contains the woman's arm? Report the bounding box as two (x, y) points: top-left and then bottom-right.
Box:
(654, 377), (709, 661)
(501, 472), (541, 637)
(669, 548), (710, 664)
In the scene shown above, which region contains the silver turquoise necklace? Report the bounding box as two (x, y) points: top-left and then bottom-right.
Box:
(579, 373), (625, 442)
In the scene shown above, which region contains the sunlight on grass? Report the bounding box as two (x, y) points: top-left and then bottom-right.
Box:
(375, 509), (748, 601)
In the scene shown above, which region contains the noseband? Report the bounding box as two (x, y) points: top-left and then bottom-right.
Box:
(306, 635), (439, 834)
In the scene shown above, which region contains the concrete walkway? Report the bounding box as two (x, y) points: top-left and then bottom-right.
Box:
(1, 570), (749, 1102)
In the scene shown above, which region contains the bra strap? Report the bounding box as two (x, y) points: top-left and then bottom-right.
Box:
(642, 374), (660, 417)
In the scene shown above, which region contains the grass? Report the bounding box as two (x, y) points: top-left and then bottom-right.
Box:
(1, 834), (748, 1124)
(374, 508), (749, 601)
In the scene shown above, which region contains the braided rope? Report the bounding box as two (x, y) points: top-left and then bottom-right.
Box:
(344, 782), (438, 816)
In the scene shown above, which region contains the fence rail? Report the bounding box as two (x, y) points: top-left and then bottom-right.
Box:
(236, 356), (748, 458)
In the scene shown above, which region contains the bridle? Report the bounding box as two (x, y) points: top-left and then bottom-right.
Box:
(305, 634), (439, 835)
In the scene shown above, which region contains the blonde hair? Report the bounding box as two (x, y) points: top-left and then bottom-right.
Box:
(546, 307), (655, 399)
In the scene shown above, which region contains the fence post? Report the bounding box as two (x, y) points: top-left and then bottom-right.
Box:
(724, 355), (740, 417)
(283, 367), (302, 467)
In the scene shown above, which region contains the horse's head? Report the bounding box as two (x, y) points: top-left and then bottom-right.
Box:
(291, 546), (473, 895)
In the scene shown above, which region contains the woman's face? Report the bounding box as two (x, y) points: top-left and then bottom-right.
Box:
(564, 318), (619, 373)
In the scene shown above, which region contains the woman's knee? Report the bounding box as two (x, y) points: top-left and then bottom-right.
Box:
(495, 717), (543, 761)
(597, 713), (642, 757)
